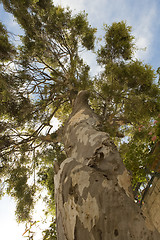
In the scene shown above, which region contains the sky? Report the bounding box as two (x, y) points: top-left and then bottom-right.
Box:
(0, 0), (160, 239)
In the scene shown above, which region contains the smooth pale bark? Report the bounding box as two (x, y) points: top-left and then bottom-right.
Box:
(142, 176), (160, 233)
(54, 91), (160, 240)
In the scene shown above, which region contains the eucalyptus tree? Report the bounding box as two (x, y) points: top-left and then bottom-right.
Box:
(0, 0), (160, 239)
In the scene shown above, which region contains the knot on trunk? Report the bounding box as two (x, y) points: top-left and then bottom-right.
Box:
(72, 90), (90, 114)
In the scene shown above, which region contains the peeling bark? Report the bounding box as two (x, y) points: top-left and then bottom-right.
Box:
(54, 91), (160, 240)
(142, 176), (160, 233)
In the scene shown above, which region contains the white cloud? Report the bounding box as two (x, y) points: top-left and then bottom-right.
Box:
(0, 0), (158, 65)
(0, 196), (24, 240)
(53, 0), (158, 64)
(129, 2), (157, 61)
(54, 0), (86, 12)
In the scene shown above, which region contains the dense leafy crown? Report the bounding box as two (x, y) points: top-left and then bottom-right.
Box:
(0, 0), (160, 238)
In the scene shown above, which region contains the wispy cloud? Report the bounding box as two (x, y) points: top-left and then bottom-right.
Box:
(0, 196), (24, 240)
(126, 3), (156, 62)
(1, 0), (158, 69)
(1, 0), (157, 65)
(54, 0), (86, 12)
(54, 0), (158, 65)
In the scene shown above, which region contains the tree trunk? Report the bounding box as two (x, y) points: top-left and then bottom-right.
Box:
(142, 175), (160, 233)
(54, 91), (160, 240)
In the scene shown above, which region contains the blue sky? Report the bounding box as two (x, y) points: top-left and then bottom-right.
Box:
(0, 0), (160, 239)
(55, 0), (160, 71)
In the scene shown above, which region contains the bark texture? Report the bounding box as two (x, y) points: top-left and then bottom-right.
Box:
(54, 91), (160, 239)
(142, 176), (160, 233)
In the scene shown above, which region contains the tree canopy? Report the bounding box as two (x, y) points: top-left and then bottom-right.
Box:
(0, 0), (160, 238)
